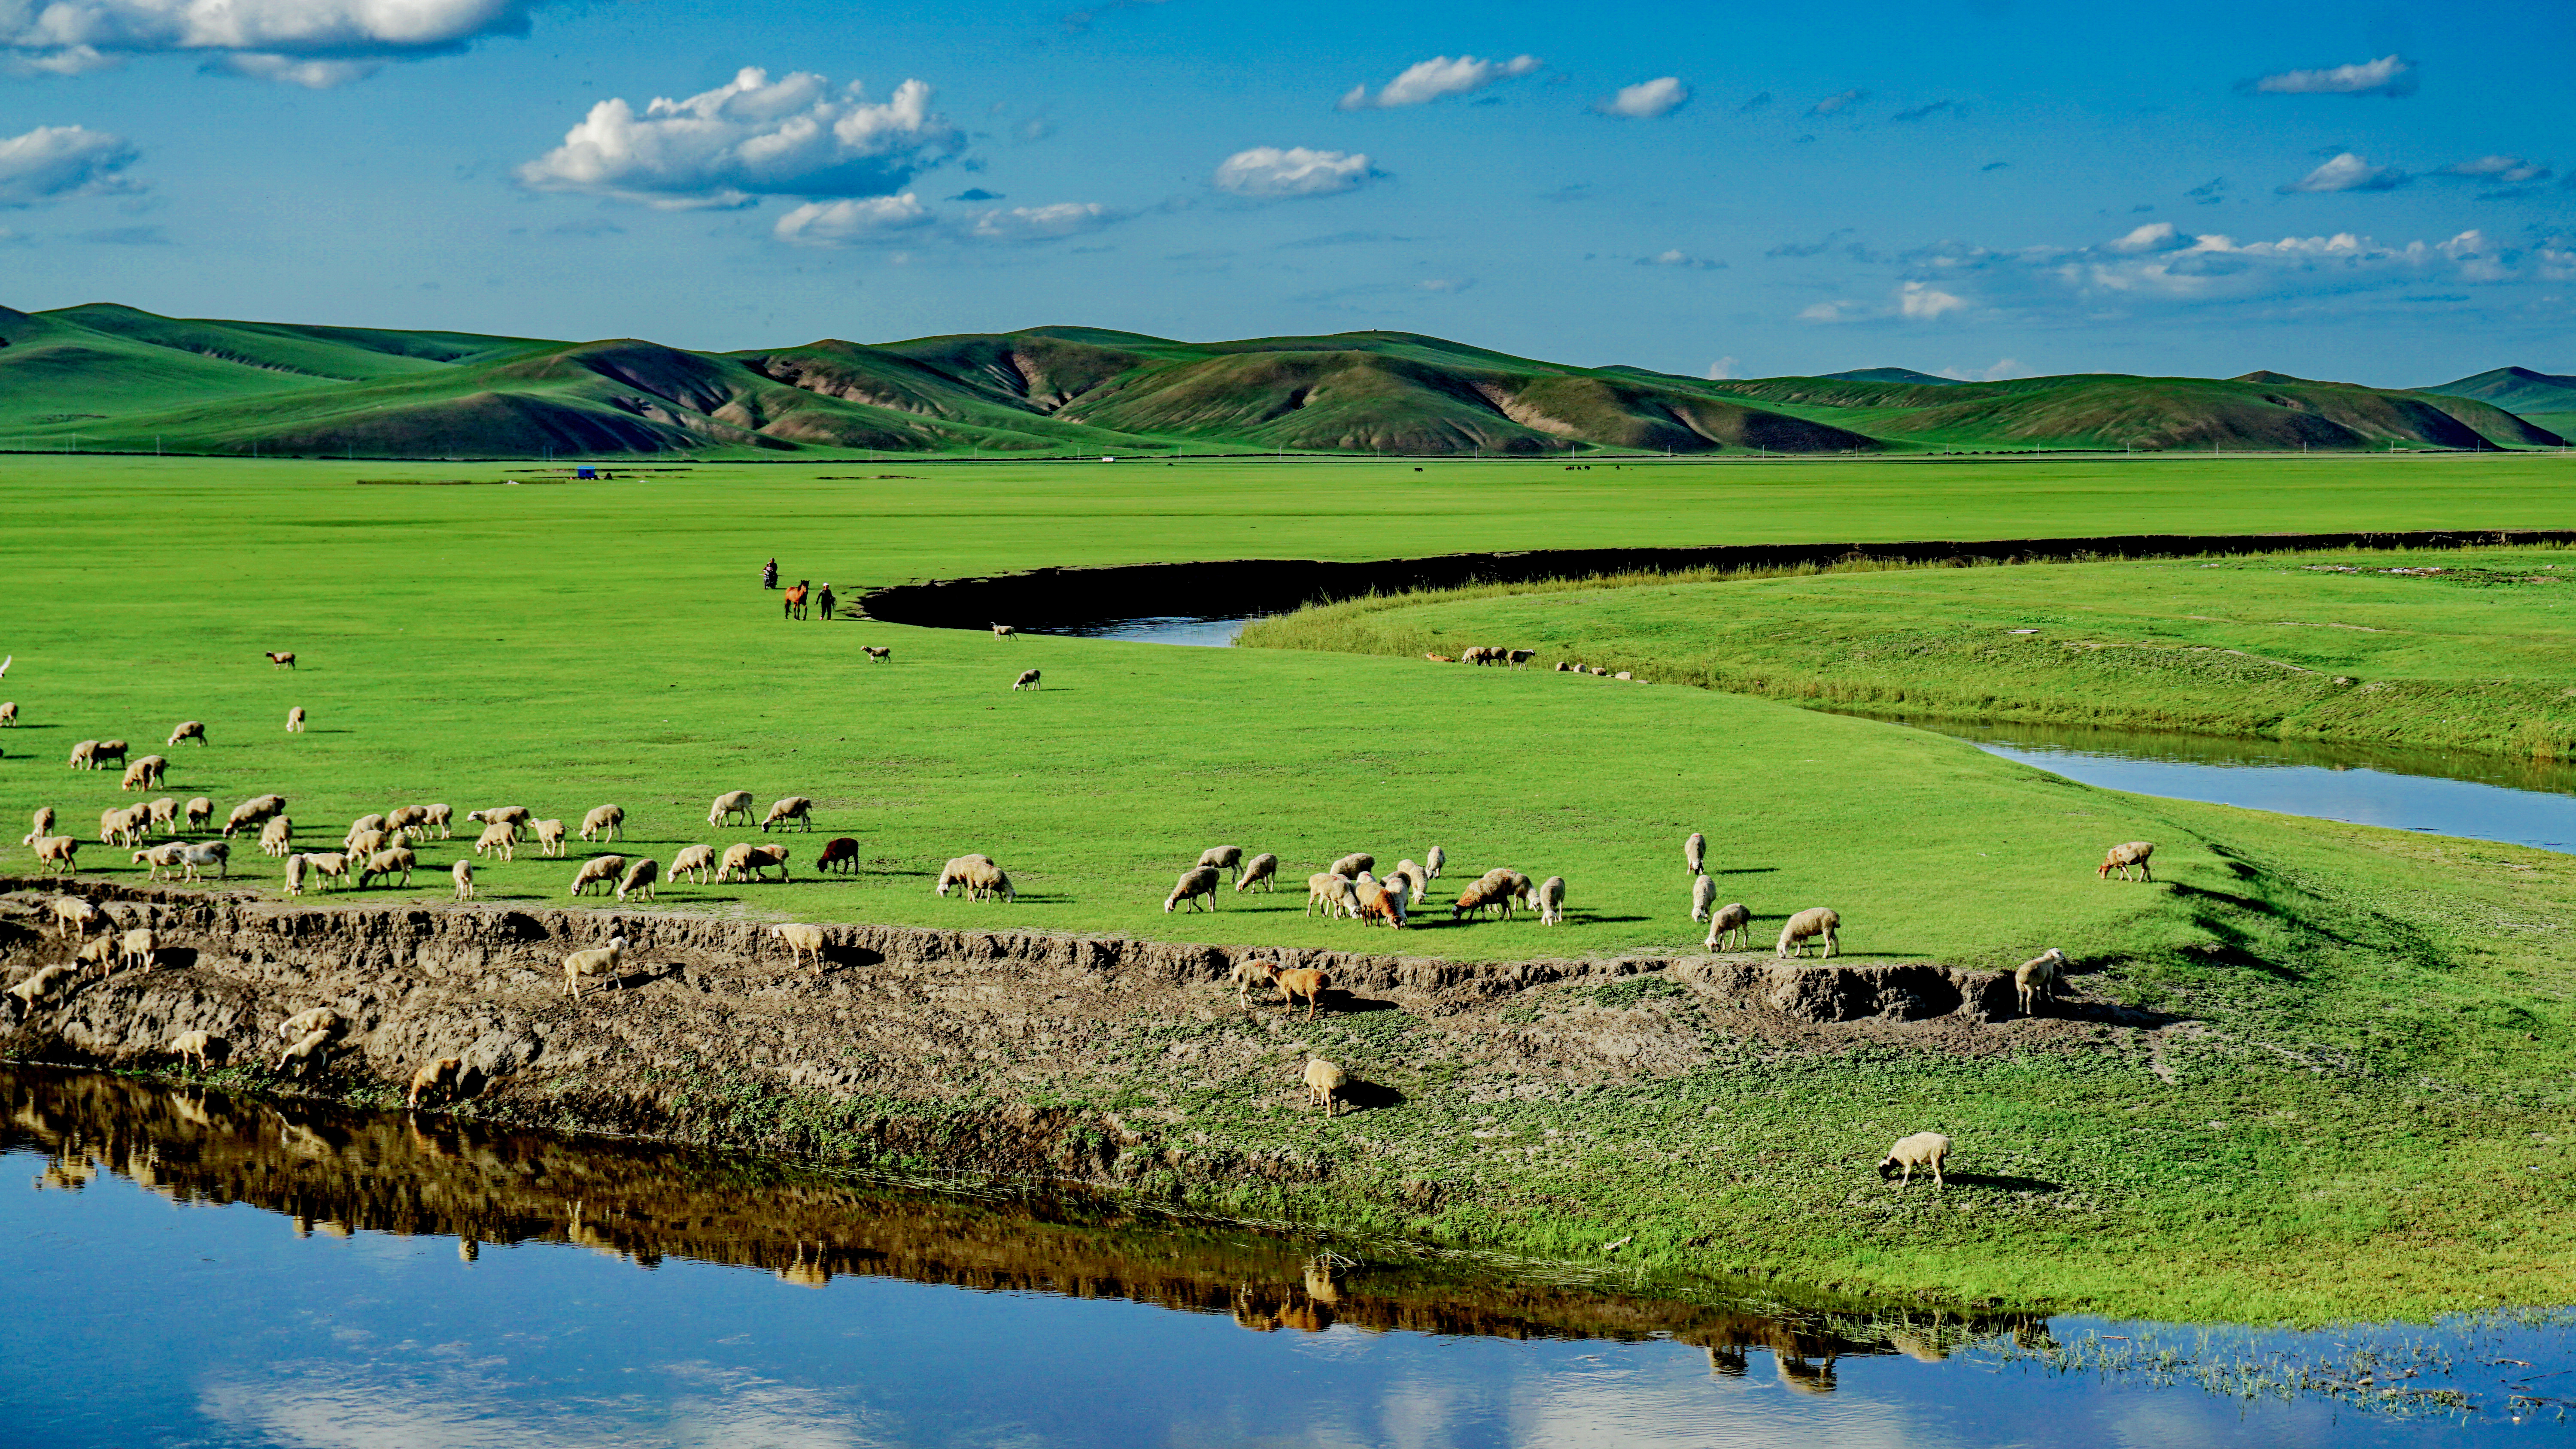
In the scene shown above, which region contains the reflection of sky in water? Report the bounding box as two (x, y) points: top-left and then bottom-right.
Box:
(4, 1152), (2557, 1448)
(1048, 616), (1259, 648)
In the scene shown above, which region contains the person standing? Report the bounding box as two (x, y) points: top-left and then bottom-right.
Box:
(763, 557), (779, 590)
(817, 583), (836, 621)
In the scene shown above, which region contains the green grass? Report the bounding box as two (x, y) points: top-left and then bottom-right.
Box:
(1239, 545), (2576, 758)
(3, 454), (2574, 1322)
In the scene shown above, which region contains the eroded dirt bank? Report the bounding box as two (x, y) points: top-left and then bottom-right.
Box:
(1, 879), (2172, 1195)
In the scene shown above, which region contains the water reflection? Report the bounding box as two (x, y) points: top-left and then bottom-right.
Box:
(1043, 615), (1262, 647)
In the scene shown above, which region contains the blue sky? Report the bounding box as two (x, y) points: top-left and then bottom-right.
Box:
(0, 0), (2568, 384)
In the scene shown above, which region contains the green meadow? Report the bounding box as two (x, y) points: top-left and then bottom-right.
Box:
(2, 453), (2572, 1321)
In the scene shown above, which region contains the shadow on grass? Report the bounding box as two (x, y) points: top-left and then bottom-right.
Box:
(1934, 1171), (2063, 1194)
(1715, 866), (1777, 876)
(1338, 1079), (1408, 1113)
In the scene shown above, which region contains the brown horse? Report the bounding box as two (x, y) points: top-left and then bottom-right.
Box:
(783, 582), (809, 620)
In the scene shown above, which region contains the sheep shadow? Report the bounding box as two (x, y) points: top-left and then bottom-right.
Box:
(2039, 997), (2189, 1030)
(1329, 994), (1403, 1015)
(1337, 1080), (1407, 1114)
(1715, 867), (1778, 876)
(1935, 1171), (2063, 1194)
(818, 943), (884, 972)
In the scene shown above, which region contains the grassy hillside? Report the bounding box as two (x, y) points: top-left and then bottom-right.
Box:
(2424, 365), (2576, 417)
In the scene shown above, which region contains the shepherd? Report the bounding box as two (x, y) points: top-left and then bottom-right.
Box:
(784, 580), (810, 620)
(817, 583), (836, 621)
(762, 557), (779, 590)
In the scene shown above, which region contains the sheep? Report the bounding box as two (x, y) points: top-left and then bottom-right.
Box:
(146, 797), (181, 836)
(386, 805), (430, 841)
(1425, 845), (1445, 879)
(562, 935), (629, 999)
(770, 923), (826, 970)
(816, 837), (860, 874)
(1304, 1058), (1348, 1116)
(1305, 872), (1358, 919)
(48, 895), (100, 938)
(119, 926), (158, 973)
(76, 936), (117, 977)
(719, 842), (791, 883)
(2099, 841), (2156, 882)
(1425, 653), (1455, 664)
(1776, 907), (1841, 959)
(1692, 874), (1718, 923)
(1537, 875), (1567, 925)
(345, 827), (391, 860)
(120, 755), (167, 791)
(1685, 832), (1707, 877)
(992, 623), (1016, 640)
(347, 812), (389, 838)
(670, 843), (717, 884)
(1353, 879), (1406, 928)
(9, 964), (77, 1009)
(259, 816), (295, 857)
(358, 847), (414, 889)
(100, 806), (148, 847)
(466, 805), (532, 831)
(1165, 865), (1221, 913)
(451, 859), (474, 900)
(862, 646), (891, 662)
(934, 855), (1015, 901)
(276, 1028), (334, 1078)
(1235, 852), (1279, 893)
(616, 856), (660, 902)
(32, 836), (79, 876)
(1704, 902), (1753, 952)
(1329, 852), (1373, 879)
(580, 804), (624, 843)
(1590, 666), (1608, 676)
(2016, 948), (2068, 1016)
(169, 1030), (218, 1071)
(276, 1007), (345, 1041)
(266, 651), (296, 669)
(223, 795), (286, 836)
(94, 740), (128, 769)
(132, 843), (188, 880)
(27, 804), (55, 842)
(709, 790), (756, 828)
(761, 796), (814, 832)
(285, 706), (305, 732)
(0, 700), (12, 726)
(1451, 877), (1511, 921)
(183, 797), (213, 831)
(1196, 845), (1244, 881)
(1877, 1131), (1952, 1189)
(1614, 671), (1634, 681)
(1012, 668), (1042, 691)
(471, 822), (519, 861)
(1275, 967), (1331, 1018)
(67, 739), (99, 770)
(421, 804), (453, 839)
(1554, 660), (1574, 672)
(568, 855), (627, 897)
(301, 851), (351, 890)
(283, 853), (309, 897)
(531, 819), (568, 857)
(407, 1057), (465, 1110)
(1228, 958), (1279, 1003)
(167, 720), (207, 748)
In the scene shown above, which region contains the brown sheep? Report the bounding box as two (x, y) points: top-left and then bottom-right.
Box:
(75, 936), (117, 977)
(9, 964), (77, 1009)
(816, 837), (860, 875)
(276, 1007), (345, 1040)
(344, 826), (391, 859)
(276, 1028), (334, 1077)
(167, 720), (207, 747)
(568, 855), (627, 897)
(1275, 967), (1331, 1019)
(407, 1057), (465, 1109)
(266, 651), (296, 669)
(1353, 880), (1406, 929)
(1165, 865), (1221, 913)
(386, 804), (431, 841)
(863, 645), (891, 662)
(94, 740), (129, 770)
(223, 795), (287, 836)
(1303, 1058), (1348, 1116)
(762, 796), (814, 832)
(2099, 841), (2156, 882)
(119, 755), (167, 792)
(1451, 877), (1513, 922)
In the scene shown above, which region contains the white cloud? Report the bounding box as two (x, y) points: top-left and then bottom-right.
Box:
(1704, 356), (1739, 379)
(516, 68), (963, 209)
(2061, 228), (2523, 299)
(0, 124), (140, 207)
(967, 201), (1112, 241)
(1798, 300), (1859, 321)
(773, 192), (932, 245)
(1337, 54), (1538, 110)
(2106, 221), (2184, 254)
(2438, 155), (2550, 183)
(1899, 281), (1967, 318)
(1808, 88), (1866, 116)
(2278, 152), (2406, 194)
(1638, 248), (1722, 270)
(2, 0), (532, 84)
(1940, 358), (2023, 381)
(1413, 276), (1472, 292)
(1596, 77), (1689, 119)
(214, 52), (381, 87)
(2249, 54), (2416, 97)
(1212, 146), (1377, 198)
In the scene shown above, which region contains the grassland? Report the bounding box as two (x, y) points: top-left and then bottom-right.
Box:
(3, 454), (2573, 1322)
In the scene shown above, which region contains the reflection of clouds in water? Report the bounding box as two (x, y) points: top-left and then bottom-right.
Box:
(1283, 1322), (1393, 1360)
(1506, 1346), (1936, 1449)
(198, 1358), (891, 1449)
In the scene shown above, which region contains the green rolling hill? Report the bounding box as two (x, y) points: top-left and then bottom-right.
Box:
(0, 300), (2561, 458)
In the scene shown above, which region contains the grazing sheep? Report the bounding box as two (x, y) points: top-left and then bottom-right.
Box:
(568, 855), (627, 897)
(94, 740), (128, 769)
(183, 797), (213, 831)
(1450, 877), (1512, 922)
(561, 936), (629, 999)
(67, 739), (99, 770)
(719, 842), (791, 883)
(276, 1028), (334, 1077)
(1196, 845), (1244, 881)
(267, 651), (296, 669)
(1776, 907), (1841, 959)
(119, 927), (158, 973)
(146, 797), (180, 835)
(531, 819), (568, 857)
(1590, 666), (1608, 676)
(169, 1030), (218, 1071)
(167, 720), (206, 748)
(709, 791), (756, 828)
(32, 836), (79, 876)
(1385, 861), (1427, 907)
(1704, 902), (1753, 952)
(580, 804), (624, 843)
(1614, 671), (1633, 681)
(419, 804), (452, 839)
(1685, 832), (1707, 877)
(1228, 958), (1279, 1003)
(345, 827), (391, 860)
(259, 816), (295, 857)
(466, 806), (531, 831)
(301, 851), (351, 890)
(285, 706), (305, 732)
(1877, 1131), (1952, 1189)
(761, 796), (814, 832)
(1275, 967), (1331, 1018)
(407, 1057), (465, 1110)
(223, 795), (286, 836)
(1354, 880), (1406, 929)
(347, 812), (389, 838)
(76, 935), (117, 977)
(816, 837), (860, 875)
(1304, 1058), (1348, 1116)
(1691, 874), (1718, 923)
(1012, 667), (1042, 691)
(1235, 852), (1279, 893)
(2099, 841), (2156, 882)
(283, 853), (309, 897)
(616, 856), (660, 902)
(1425, 846), (1446, 880)
(119, 755), (167, 791)
(933, 854), (1015, 901)
(1537, 875), (1567, 925)
(172, 840), (230, 880)
(100, 806), (148, 847)
(862, 645), (891, 662)
(992, 623), (1016, 640)
(386, 805), (431, 841)
(49, 895), (100, 938)
(2016, 948), (2068, 1016)
(276, 1007), (344, 1041)
(1304, 872), (1357, 919)
(451, 859), (474, 900)
(770, 923), (826, 970)
(9, 964), (77, 1009)
(1328, 852), (1373, 879)
(0, 700), (12, 726)
(1507, 649), (1537, 668)
(1554, 660), (1574, 672)
(27, 804), (55, 842)
(670, 843), (717, 884)
(471, 822), (519, 861)
(1165, 865), (1222, 913)
(358, 847), (413, 889)
(133, 842), (188, 881)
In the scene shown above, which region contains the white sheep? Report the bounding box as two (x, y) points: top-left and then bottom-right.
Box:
(276, 1028), (335, 1078)
(451, 859), (474, 900)
(32, 835), (79, 875)
(344, 827), (390, 860)
(472, 822), (519, 861)
(616, 857), (660, 902)
(285, 706), (305, 733)
(1877, 1131), (1952, 1189)
(568, 855), (627, 897)
(347, 812), (388, 838)
(133, 842), (188, 881)
(167, 720), (206, 747)
(1305, 872), (1358, 919)
(0, 700), (13, 726)
(1235, 852), (1279, 893)
(1776, 907), (1840, 959)
(2016, 948), (2067, 1016)
(75, 935), (116, 977)
(719, 842), (791, 882)
(2099, 841), (2155, 882)
(1352, 879), (1406, 928)
(175, 841), (230, 881)
(9, 964), (77, 1009)
(580, 804), (624, 843)
(769, 923), (826, 969)
(259, 816), (295, 857)
(1303, 1058), (1348, 1116)
(223, 795), (287, 836)
(934, 854), (1014, 901)
(670, 843), (717, 884)
(183, 797), (213, 831)
(48, 895), (100, 938)
(1685, 831), (1707, 877)
(119, 926), (158, 973)
(120, 755), (167, 791)
(1691, 874), (1718, 923)
(709, 791), (755, 828)
(1425, 845), (1445, 879)
(146, 796), (180, 837)
(358, 847), (413, 889)
(421, 803), (453, 839)
(562, 935), (629, 999)
(466, 806), (531, 831)
(1537, 875), (1566, 925)
(761, 796), (814, 832)
(283, 853), (309, 897)
(1196, 845), (1244, 880)
(67, 739), (99, 770)
(1012, 668), (1042, 691)
(1704, 902), (1752, 952)
(992, 623), (1017, 640)
(1165, 865), (1222, 913)
(386, 805), (431, 841)
(1228, 958), (1279, 1003)
(1387, 861), (1427, 908)
(26, 804), (55, 843)
(301, 851), (351, 890)
(532, 819), (568, 857)
(169, 1030), (218, 1070)
(276, 1007), (345, 1040)
(1328, 852), (1373, 879)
